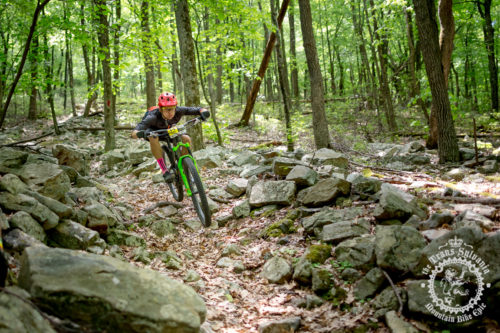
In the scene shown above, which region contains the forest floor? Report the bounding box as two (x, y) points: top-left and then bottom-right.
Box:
(2, 103), (500, 332)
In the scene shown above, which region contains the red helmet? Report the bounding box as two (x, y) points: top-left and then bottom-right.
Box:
(158, 92), (177, 107)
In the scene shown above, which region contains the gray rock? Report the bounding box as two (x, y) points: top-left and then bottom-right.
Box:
(0, 286), (57, 333)
(25, 153), (58, 165)
(272, 157), (304, 177)
(184, 270), (201, 283)
(225, 178), (248, 197)
(260, 256), (292, 284)
(249, 181), (296, 207)
(373, 286), (407, 318)
(17, 162), (71, 200)
(419, 211), (454, 230)
(420, 229), (450, 241)
(335, 235), (375, 270)
(216, 214), (233, 227)
(301, 207), (364, 234)
(107, 229), (146, 247)
(293, 258), (312, 285)
(374, 186), (424, 222)
(311, 268), (332, 294)
(303, 244), (332, 264)
(285, 165), (317, 187)
(401, 141), (425, 154)
(459, 147), (476, 161)
(18, 246), (206, 332)
(341, 268), (362, 282)
(132, 159), (156, 177)
(406, 280), (433, 316)
(239, 165), (272, 178)
(185, 219), (203, 232)
(221, 244), (242, 257)
(385, 310), (419, 333)
(0, 192), (59, 229)
(452, 203), (496, 218)
(454, 210), (495, 231)
(354, 267), (385, 300)
(24, 190), (73, 218)
(252, 205), (279, 217)
(72, 187), (105, 204)
(83, 201), (118, 234)
(151, 220), (178, 238)
(0, 147), (28, 174)
(49, 220), (102, 250)
(52, 144), (90, 176)
(299, 177), (351, 207)
(216, 257), (245, 273)
(132, 247), (152, 264)
(477, 230), (500, 285)
(349, 174), (382, 199)
(125, 145), (151, 165)
(232, 200), (251, 218)
(3, 229), (47, 252)
(478, 160), (498, 174)
(291, 295), (325, 309)
(158, 250), (183, 270)
(258, 317), (300, 333)
(101, 150), (126, 170)
(445, 168), (467, 181)
(320, 219), (371, 243)
(193, 149), (222, 169)
(0, 208), (8, 230)
(308, 148), (348, 169)
(0, 173), (28, 194)
(9, 211), (46, 243)
(229, 151), (259, 166)
(375, 225), (427, 273)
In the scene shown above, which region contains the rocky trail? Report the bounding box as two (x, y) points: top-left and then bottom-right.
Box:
(1, 114), (500, 332)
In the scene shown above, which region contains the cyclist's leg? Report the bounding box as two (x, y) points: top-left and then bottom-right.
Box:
(149, 136), (169, 177)
(180, 135), (192, 156)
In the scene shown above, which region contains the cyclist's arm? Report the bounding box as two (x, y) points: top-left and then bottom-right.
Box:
(131, 113), (156, 139)
(176, 106), (206, 116)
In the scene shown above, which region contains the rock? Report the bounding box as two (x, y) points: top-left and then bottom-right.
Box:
(17, 162), (71, 200)
(0, 192), (59, 230)
(301, 207), (364, 234)
(459, 147), (476, 161)
(229, 151), (259, 166)
(225, 178), (248, 197)
(262, 218), (295, 238)
(0, 173), (28, 194)
(19, 247), (206, 332)
(239, 165), (272, 178)
(184, 270), (201, 283)
(3, 229), (47, 252)
(24, 190), (73, 218)
(0, 286), (57, 333)
(216, 214), (233, 227)
(285, 165), (317, 187)
(9, 211), (46, 243)
(354, 267), (385, 300)
(26, 153), (58, 165)
(216, 257), (245, 273)
(308, 148), (348, 169)
(454, 210), (495, 231)
(452, 203), (496, 219)
(232, 200), (251, 218)
(373, 286), (407, 318)
(320, 219), (371, 243)
(272, 157), (304, 177)
(125, 146), (150, 165)
(221, 244), (242, 257)
(348, 174), (382, 199)
(252, 205), (279, 217)
(193, 149), (222, 169)
(52, 144), (90, 176)
(158, 250), (183, 270)
(375, 225), (427, 273)
(261, 256), (292, 284)
(83, 201), (118, 234)
(406, 280), (433, 316)
(374, 187), (424, 222)
(72, 187), (106, 204)
(311, 268), (332, 294)
(132, 159), (156, 177)
(419, 211), (454, 230)
(421, 229), (450, 241)
(291, 294), (325, 309)
(293, 258), (312, 285)
(106, 229), (146, 247)
(0, 208), (8, 230)
(341, 268), (362, 283)
(335, 235), (376, 270)
(156, 205), (178, 218)
(101, 150), (125, 170)
(185, 219), (203, 232)
(133, 247), (153, 264)
(151, 220), (178, 237)
(445, 168), (467, 181)
(0, 147), (28, 174)
(299, 177), (351, 207)
(249, 181), (296, 208)
(478, 160), (498, 174)
(476, 230), (500, 285)
(385, 310), (420, 333)
(401, 141), (425, 154)
(208, 187), (233, 200)
(258, 317), (300, 333)
(48, 220), (102, 250)
(304, 244), (332, 264)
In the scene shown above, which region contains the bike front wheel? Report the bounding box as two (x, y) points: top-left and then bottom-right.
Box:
(182, 158), (211, 227)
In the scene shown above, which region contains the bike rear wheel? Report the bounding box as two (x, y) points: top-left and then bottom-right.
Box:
(182, 158), (211, 227)
(163, 149), (183, 202)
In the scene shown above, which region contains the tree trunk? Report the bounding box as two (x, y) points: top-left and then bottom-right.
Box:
(426, 0), (454, 148)
(141, 0), (156, 108)
(289, 0), (299, 99)
(215, 18), (223, 104)
(298, 0), (331, 149)
(478, 0), (498, 113)
(0, 0), (51, 129)
(28, 34), (39, 120)
(112, 0), (121, 117)
(175, 0), (203, 150)
(334, 45), (344, 94)
(413, 0), (459, 163)
(67, 43), (76, 116)
(239, 0), (291, 126)
(94, 0), (115, 151)
(81, 3), (97, 117)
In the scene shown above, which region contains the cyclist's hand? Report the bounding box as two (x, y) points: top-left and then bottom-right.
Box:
(200, 109), (210, 121)
(136, 129), (152, 139)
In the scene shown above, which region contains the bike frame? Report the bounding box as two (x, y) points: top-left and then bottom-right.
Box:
(170, 142), (200, 197)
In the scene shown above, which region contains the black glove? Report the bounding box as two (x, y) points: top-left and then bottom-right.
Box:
(200, 110), (210, 121)
(136, 129), (152, 139)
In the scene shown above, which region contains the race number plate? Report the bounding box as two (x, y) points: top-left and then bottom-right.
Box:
(168, 127), (179, 135)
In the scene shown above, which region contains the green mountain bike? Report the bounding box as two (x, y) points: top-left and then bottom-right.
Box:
(147, 117), (211, 227)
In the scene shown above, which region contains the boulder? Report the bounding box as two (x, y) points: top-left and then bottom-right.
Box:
(125, 146), (151, 165)
(225, 178), (248, 197)
(26, 153), (58, 165)
(304, 244), (332, 264)
(385, 311), (420, 333)
(311, 268), (332, 294)
(107, 229), (146, 247)
(301, 207), (364, 234)
(320, 219), (371, 244)
(348, 174), (382, 199)
(260, 256), (292, 284)
(52, 144), (90, 176)
(229, 151), (259, 167)
(0, 147), (28, 174)
(272, 157), (304, 177)
(9, 211), (46, 243)
(0, 173), (28, 194)
(373, 286), (408, 318)
(71, 187), (106, 204)
(83, 201), (118, 234)
(292, 258), (313, 285)
(374, 186), (425, 222)
(239, 165), (271, 178)
(17, 162), (71, 200)
(24, 190), (73, 218)
(285, 165), (317, 187)
(232, 200), (251, 218)
(308, 148), (348, 169)
(454, 210), (495, 231)
(18, 247), (206, 332)
(158, 250), (183, 270)
(216, 257), (245, 273)
(151, 220), (178, 238)
(335, 235), (375, 270)
(0, 208), (8, 230)
(193, 149), (222, 169)
(249, 181), (296, 208)
(478, 160), (498, 174)
(132, 159), (156, 177)
(375, 225), (427, 273)
(419, 211), (454, 230)
(299, 177), (351, 207)
(3, 229), (47, 252)
(0, 192), (59, 229)
(48, 220), (102, 250)
(101, 150), (126, 170)
(258, 317), (300, 333)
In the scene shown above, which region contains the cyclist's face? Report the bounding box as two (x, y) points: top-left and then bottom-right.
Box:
(160, 106), (176, 119)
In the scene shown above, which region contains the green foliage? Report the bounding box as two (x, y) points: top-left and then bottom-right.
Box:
(330, 260), (353, 272)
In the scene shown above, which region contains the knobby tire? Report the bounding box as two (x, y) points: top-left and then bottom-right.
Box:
(183, 158), (211, 227)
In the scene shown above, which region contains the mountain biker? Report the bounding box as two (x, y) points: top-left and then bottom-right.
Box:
(131, 92), (210, 182)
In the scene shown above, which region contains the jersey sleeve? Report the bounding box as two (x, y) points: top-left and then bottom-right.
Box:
(176, 106), (202, 116)
(134, 112), (157, 131)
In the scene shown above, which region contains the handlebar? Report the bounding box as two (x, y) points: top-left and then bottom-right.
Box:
(146, 116), (203, 140)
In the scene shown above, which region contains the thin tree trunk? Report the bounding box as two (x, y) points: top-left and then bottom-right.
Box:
(298, 0), (331, 149)
(28, 34), (39, 120)
(413, 0), (459, 162)
(0, 0), (51, 128)
(141, 0), (156, 108)
(94, 0), (115, 151)
(81, 3), (96, 117)
(112, 0), (121, 118)
(215, 18), (223, 104)
(67, 43), (76, 116)
(289, 0), (299, 99)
